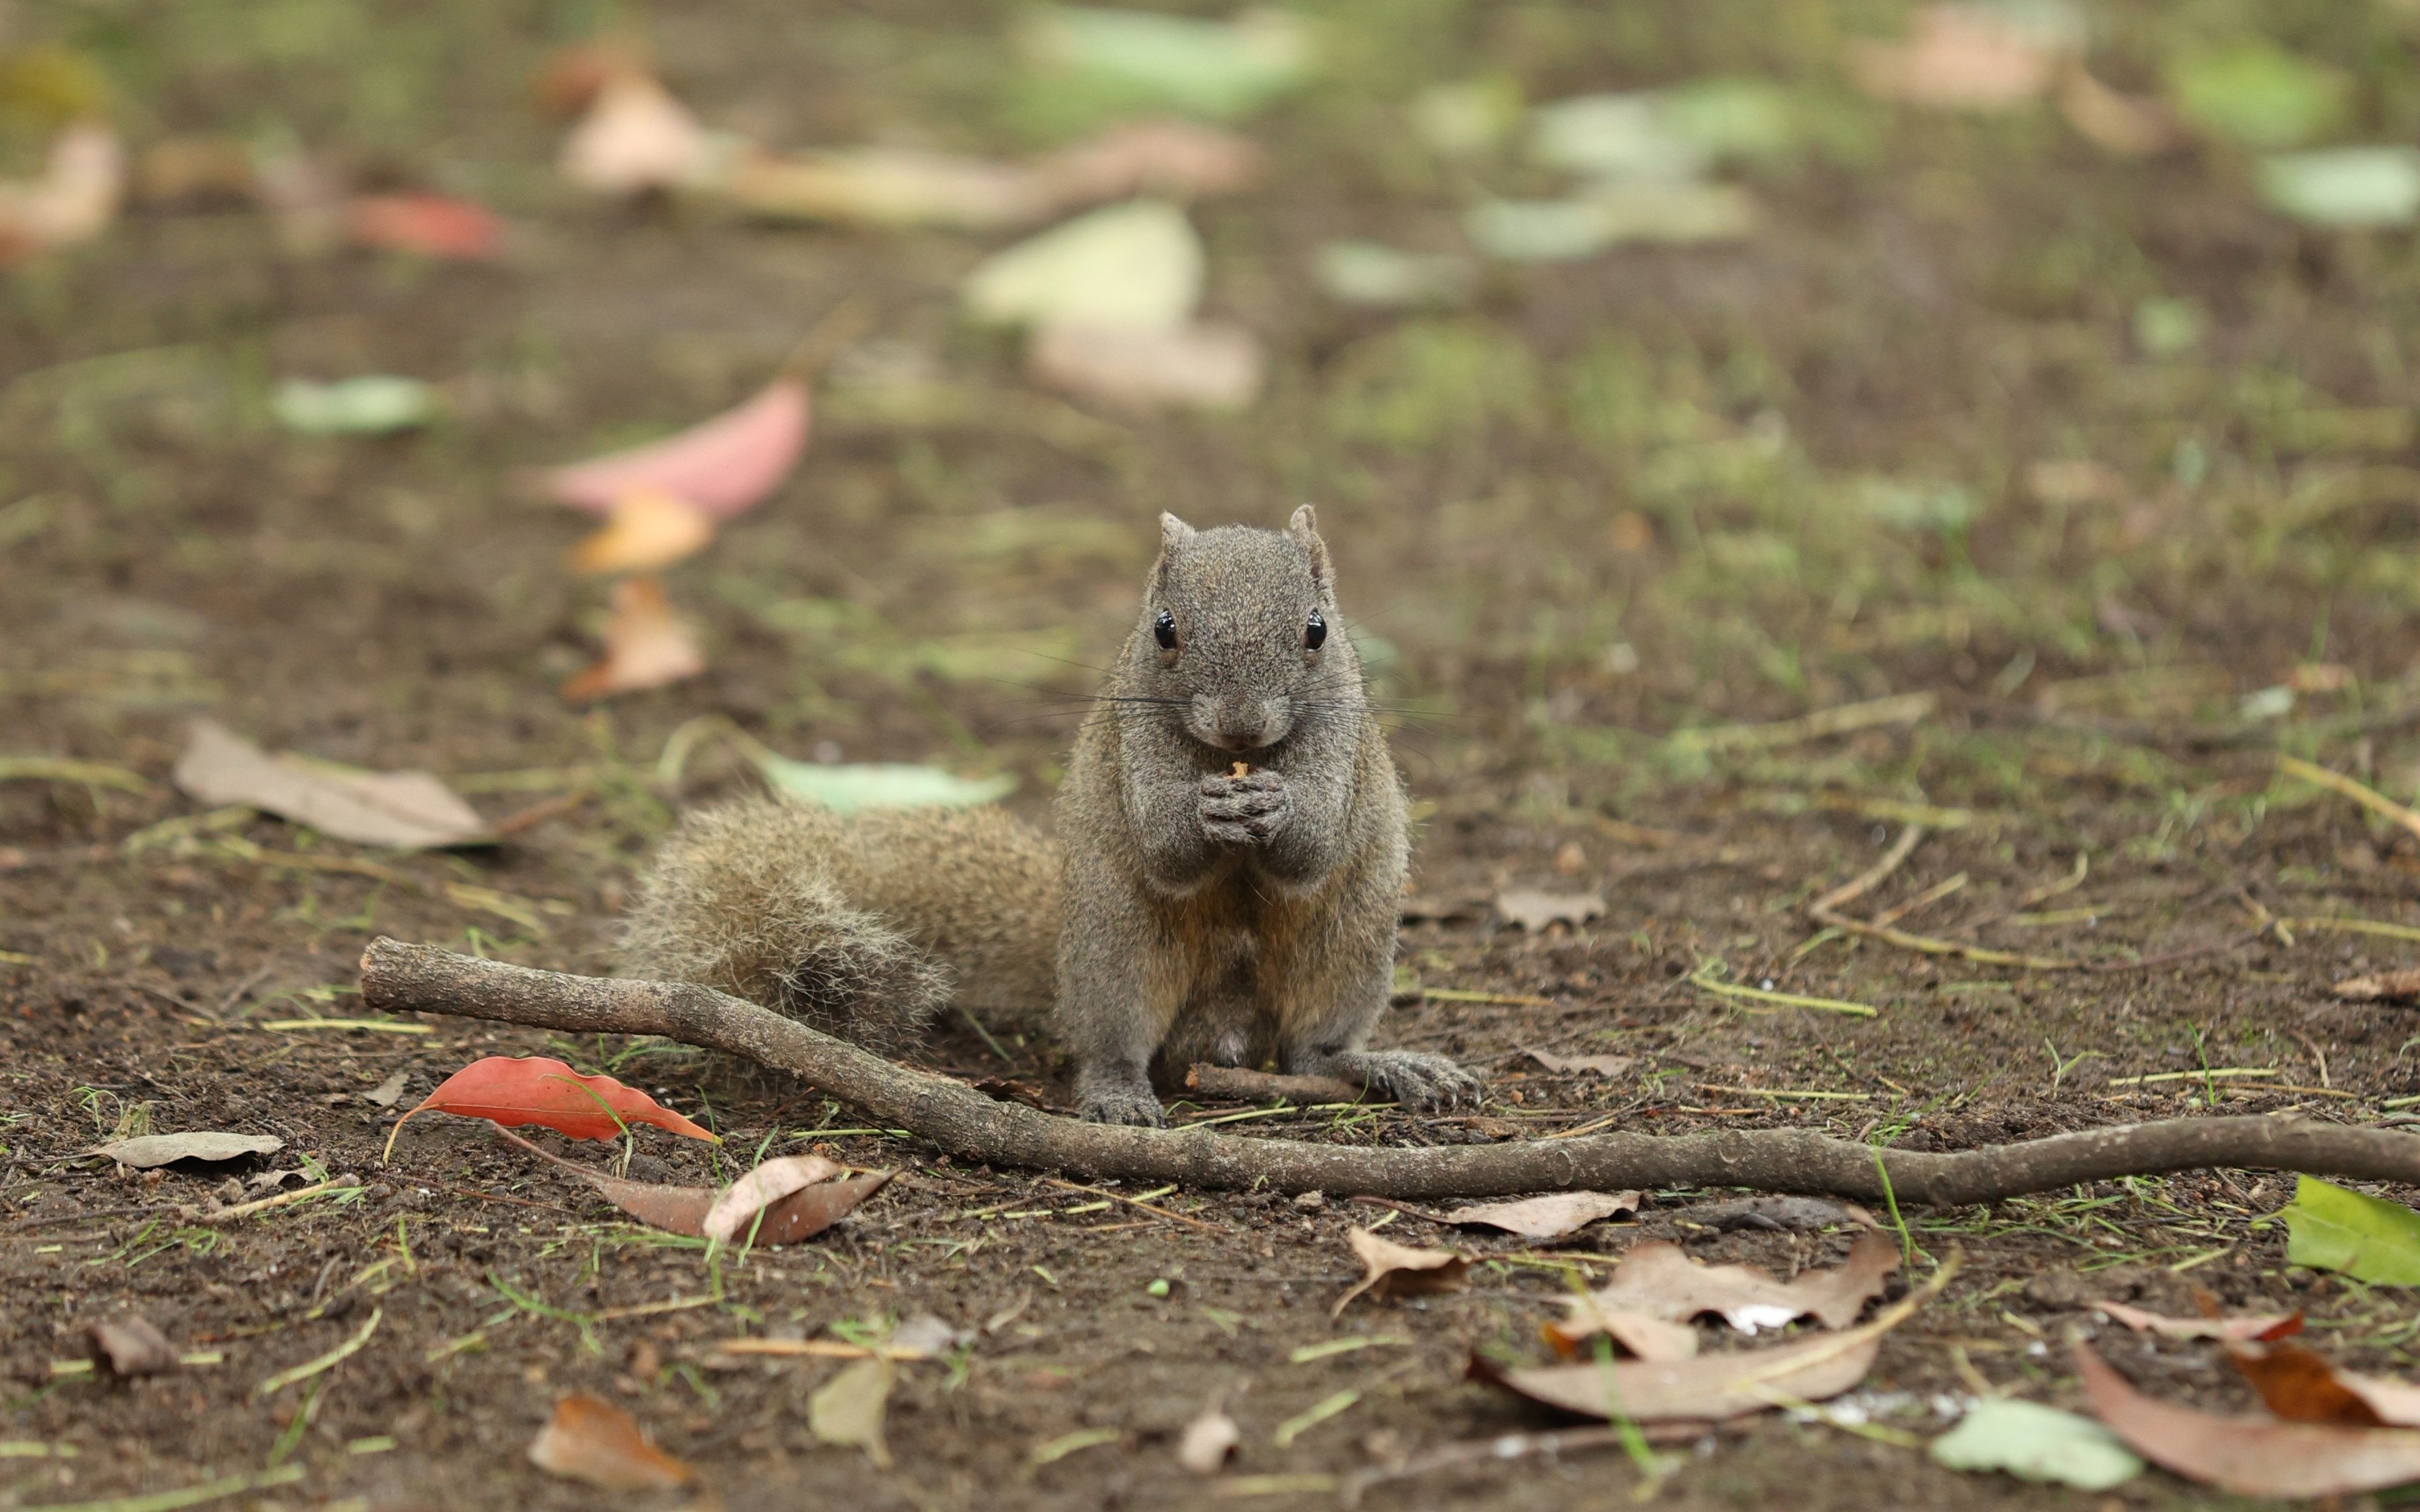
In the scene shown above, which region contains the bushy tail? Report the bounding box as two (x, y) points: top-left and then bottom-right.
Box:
(617, 796), (1062, 1054)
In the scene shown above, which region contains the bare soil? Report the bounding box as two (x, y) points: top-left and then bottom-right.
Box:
(11, 3), (2420, 1509)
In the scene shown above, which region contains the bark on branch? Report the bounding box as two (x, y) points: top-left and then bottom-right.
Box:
(360, 938), (2420, 1204)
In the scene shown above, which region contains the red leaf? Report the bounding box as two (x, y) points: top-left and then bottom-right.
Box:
(346, 193), (504, 261)
(383, 1055), (714, 1158)
(541, 377), (809, 520)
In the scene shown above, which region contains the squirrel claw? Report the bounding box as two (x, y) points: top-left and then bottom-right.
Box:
(1077, 1084), (1166, 1127)
(1338, 1050), (1481, 1113)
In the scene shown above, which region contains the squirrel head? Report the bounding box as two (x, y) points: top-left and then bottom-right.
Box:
(1136, 504), (1356, 755)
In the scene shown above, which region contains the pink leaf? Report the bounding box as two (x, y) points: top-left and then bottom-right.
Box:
(543, 377), (809, 520)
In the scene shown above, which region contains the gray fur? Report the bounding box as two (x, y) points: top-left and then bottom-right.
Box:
(618, 508), (1478, 1126)
(1053, 505), (1479, 1125)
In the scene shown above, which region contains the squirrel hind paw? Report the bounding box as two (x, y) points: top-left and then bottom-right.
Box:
(1342, 1050), (1482, 1113)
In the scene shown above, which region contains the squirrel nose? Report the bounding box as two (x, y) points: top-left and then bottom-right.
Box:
(1195, 696), (1290, 751)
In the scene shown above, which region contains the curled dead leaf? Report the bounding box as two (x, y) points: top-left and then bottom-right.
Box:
(86, 1316), (180, 1377)
(1848, 4), (2064, 111)
(2077, 1339), (2420, 1497)
(527, 1393), (694, 1490)
(2334, 966), (2420, 1003)
(1177, 1405), (1241, 1474)
(2092, 1300), (2293, 1342)
(2056, 66), (2181, 157)
(0, 121), (123, 260)
(701, 1153), (842, 1241)
(2229, 1336), (2420, 1428)
(1027, 320), (1262, 412)
(1333, 1229), (1469, 1316)
(94, 1131), (283, 1168)
(174, 719), (490, 850)
(1495, 888), (1605, 932)
(1521, 1049), (1635, 1077)
(561, 576), (705, 703)
(560, 71), (710, 195)
(1490, 1256), (1949, 1422)
(809, 1355), (896, 1468)
(568, 490), (715, 576)
(1548, 1232), (1899, 1350)
(1440, 1190), (1641, 1240)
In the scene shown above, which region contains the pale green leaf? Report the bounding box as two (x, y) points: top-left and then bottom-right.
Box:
(1530, 94), (1708, 181)
(2259, 147), (2420, 229)
(2165, 44), (2344, 151)
(758, 755), (1015, 814)
(962, 199), (1202, 332)
(1313, 242), (1473, 308)
(1020, 7), (1313, 121)
(2281, 1174), (2420, 1285)
(271, 376), (437, 434)
(1930, 1399), (2142, 1489)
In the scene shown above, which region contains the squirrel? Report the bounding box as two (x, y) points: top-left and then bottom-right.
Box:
(618, 505), (1479, 1126)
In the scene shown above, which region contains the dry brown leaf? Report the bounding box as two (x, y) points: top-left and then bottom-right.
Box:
(701, 1153), (842, 1241)
(499, 1128), (888, 1244)
(809, 1355), (896, 1467)
(1487, 1259), (1944, 1422)
(2228, 1337), (2420, 1428)
(560, 71), (710, 195)
(136, 137), (259, 206)
(1030, 119), (1262, 208)
(2334, 966), (2420, 1002)
(1495, 888), (1605, 932)
(722, 146), (1042, 229)
(1548, 1232), (1899, 1349)
(1479, 1325), (1878, 1422)
(1027, 321), (1264, 412)
(527, 1393), (694, 1489)
(86, 1316), (179, 1377)
(568, 489), (716, 576)
(1521, 1049), (1636, 1077)
(1176, 1405), (1241, 1474)
(2076, 1340), (2420, 1497)
(1848, 4), (2061, 111)
(94, 1131), (283, 1168)
(173, 720), (490, 850)
(1545, 1307), (1698, 1364)
(2057, 66), (2183, 156)
(0, 121), (123, 259)
(1333, 1229), (1471, 1316)
(561, 576), (705, 702)
(1441, 1190), (1641, 1240)
(362, 1070), (411, 1108)
(2092, 1300), (2293, 1341)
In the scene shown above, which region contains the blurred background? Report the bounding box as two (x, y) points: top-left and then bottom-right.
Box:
(6, 0), (2420, 903)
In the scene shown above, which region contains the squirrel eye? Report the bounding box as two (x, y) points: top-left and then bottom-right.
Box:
(1153, 609), (1177, 650)
(1304, 609), (1327, 651)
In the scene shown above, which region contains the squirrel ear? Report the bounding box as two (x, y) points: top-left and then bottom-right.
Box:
(1159, 512), (1197, 556)
(1287, 503), (1332, 596)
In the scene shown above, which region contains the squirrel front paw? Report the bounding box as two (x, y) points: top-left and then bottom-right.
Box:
(1077, 1081), (1167, 1127)
(1338, 1050), (1483, 1113)
(1199, 769), (1289, 846)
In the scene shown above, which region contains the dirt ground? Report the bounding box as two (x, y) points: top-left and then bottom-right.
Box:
(13, 2), (2420, 1508)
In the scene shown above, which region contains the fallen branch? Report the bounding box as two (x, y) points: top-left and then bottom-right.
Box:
(1184, 1063), (1366, 1104)
(361, 938), (2420, 1204)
